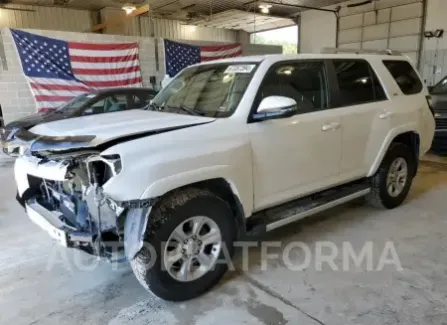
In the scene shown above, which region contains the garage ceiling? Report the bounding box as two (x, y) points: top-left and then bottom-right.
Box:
(3, 0), (348, 32)
(4, 0), (347, 15)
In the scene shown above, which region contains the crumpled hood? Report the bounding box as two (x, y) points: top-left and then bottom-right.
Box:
(29, 110), (215, 150)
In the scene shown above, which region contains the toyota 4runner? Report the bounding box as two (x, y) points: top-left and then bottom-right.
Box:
(13, 50), (435, 301)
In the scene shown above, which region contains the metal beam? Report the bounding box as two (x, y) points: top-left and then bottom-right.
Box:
(244, 1), (339, 13)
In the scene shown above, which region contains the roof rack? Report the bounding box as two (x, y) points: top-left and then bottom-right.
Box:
(321, 47), (402, 56)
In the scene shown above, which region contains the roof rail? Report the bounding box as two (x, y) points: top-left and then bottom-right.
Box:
(321, 47), (402, 56)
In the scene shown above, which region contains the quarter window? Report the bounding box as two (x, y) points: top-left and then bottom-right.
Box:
(257, 61), (329, 114)
(383, 60), (423, 95)
(333, 60), (386, 106)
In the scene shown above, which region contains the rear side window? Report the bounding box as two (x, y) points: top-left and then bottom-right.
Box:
(383, 60), (422, 95)
(333, 60), (386, 107)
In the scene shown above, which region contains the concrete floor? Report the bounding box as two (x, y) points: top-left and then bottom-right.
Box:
(1, 157), (447, 325)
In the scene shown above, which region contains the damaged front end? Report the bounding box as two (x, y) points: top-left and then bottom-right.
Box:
(15, 129), (154, 261)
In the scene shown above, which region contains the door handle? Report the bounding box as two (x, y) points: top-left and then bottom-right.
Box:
(379, 111), (393, 119)
(322, 122), (340, 131)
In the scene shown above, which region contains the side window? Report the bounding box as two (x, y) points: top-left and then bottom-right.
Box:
(85, 94), (128, 115)
(333, 60), (386, 107)
(258, 61), (329, 114)
(383, 60), (422, 95)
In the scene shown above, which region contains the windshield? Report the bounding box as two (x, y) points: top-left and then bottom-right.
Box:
(56, 93), (95, 112)
(151, 63), (258, 117)
(432, 76), (447, 94)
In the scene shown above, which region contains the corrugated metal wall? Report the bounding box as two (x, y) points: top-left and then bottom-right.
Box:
(124, 16), (239, 42)
(0, 4), (92, 32)
(337, 0), (424, 64)
(0, 6), (240, 43)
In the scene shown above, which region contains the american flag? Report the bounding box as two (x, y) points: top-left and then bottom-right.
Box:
(11, 29), (142, 112)
(164, 39), (242, 77)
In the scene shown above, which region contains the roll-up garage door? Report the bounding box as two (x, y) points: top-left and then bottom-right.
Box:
(337, 0), (424, 65)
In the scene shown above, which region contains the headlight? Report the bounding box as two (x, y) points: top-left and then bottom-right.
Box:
(85, 154), (122, 186)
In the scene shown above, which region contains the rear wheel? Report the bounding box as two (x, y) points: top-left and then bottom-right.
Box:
(366, 143), (415, 209)
(130, 188), (235, 301)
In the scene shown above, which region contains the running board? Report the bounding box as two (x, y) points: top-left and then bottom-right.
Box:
(246, 181), (370, 235)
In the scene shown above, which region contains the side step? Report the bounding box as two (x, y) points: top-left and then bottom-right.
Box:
(246, 181), (370, 235)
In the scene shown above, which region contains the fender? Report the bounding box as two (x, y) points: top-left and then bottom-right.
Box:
(124, 206), (151, 260)
(123, 166), (250, 260)
(367, 123), (418, 177)
(139, 165), (251, 216)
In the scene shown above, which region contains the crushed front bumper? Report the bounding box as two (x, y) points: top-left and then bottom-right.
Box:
(15, 154), (155, 259)
(26, 199), (69, 247)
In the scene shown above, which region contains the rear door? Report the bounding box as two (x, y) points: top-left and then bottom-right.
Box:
(329, 59), (391, 180)
(383, 60), (434, 154)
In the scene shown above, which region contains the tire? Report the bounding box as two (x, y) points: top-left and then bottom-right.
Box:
(130, 188), (236, 301)
(366, 143), (416, 209)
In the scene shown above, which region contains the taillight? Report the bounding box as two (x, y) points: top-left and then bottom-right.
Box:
(426, 95), (434, 116)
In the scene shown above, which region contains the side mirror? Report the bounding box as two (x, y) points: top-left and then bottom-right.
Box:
(253, 96), (297, 121)
(428, 86), (434, 93)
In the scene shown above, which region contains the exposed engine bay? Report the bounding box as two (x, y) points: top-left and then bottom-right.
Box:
(22, 151), (129, 259)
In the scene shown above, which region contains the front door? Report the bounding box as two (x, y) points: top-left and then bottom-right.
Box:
(248, 60), (342, 211)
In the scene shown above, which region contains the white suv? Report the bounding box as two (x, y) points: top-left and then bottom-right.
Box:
(13, 51), (435, 301)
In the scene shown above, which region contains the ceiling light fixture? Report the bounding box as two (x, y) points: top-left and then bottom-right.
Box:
(258, 4), (272, 14)
(122, 4), (137, 15)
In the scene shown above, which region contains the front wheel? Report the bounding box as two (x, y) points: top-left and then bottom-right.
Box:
(366, 143), (416, 209)
(130, 188), (235, 301)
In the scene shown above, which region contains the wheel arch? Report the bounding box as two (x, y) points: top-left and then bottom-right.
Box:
(124, 176), (247, 261)
(368, 128), (420, 177)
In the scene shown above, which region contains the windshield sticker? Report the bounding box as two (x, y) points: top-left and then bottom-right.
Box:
(224, 64), (255, 74)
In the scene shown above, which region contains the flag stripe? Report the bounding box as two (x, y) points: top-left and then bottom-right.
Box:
(38, 107), (56, 113)
(70, 60), (139, 69)
(200, 46), (242, 58)
(30, 82), (90, 92)
(69, 48), (139, 57)
(200, 43), (241, 52)
(35, 95), (77, 102)
(72, 65), (140, 75)
(83, 77), (143, 88)
(76, 71), (141, 82)
(31, 88), (89, 97)
(70, 54), (139, 63)
(69, 42), (138, 51)
(200, 51), (243, 62)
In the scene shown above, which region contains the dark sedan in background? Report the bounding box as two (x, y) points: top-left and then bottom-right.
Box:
(1, 87), (157, 155)
(430, 76), (447, 155)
